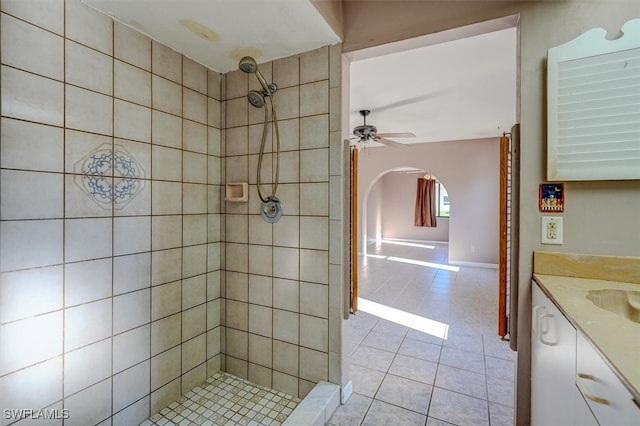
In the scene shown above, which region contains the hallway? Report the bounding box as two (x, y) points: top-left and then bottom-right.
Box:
(329, 241), (515, 425)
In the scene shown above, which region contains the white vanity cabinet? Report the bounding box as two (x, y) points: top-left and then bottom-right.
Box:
(576, 332), (640, 426)
(531, 282), (578, 426)
(532, 281), (640, 425)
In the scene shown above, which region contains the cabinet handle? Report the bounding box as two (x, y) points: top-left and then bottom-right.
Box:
(532, 305), (544, 332)
(538, 313), (556, 346)
(576, 373), (610, 405)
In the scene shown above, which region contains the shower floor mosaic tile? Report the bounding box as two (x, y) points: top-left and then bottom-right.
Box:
(141, 372), (301, 426)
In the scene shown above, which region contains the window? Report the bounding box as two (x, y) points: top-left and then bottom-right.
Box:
(435, 180), (450, 217)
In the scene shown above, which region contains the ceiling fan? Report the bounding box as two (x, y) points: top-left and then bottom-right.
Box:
(351, 109), (415, 150)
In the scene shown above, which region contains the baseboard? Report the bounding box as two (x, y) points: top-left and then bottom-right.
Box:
(381, 237), (449, 245)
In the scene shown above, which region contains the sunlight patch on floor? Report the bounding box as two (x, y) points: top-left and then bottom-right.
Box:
(387, 256), (460, 272)
(358, 297), (449, 340)
(381, 239), (436, 249)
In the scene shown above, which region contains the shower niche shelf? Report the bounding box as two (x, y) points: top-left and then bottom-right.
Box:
(225, 182), (248, 202)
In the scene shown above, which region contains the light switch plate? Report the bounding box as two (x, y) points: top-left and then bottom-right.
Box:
(541, 216), (563, 245)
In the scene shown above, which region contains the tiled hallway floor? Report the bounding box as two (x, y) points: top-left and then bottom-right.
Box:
(328, 240), (515, 426)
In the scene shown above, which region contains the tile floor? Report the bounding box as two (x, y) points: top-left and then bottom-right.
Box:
(141, 372), (301, 426)
(328, 240), (515, 426)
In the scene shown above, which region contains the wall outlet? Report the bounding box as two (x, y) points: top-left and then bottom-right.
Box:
(541, 216), (563, 245)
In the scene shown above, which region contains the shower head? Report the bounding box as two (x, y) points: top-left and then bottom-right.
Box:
(247, 90), (265, 108)
(239, 56), (258, 74)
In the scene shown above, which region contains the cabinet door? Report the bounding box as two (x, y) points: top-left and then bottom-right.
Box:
(574, 389), (599, 426)
(531, 283), (577, 426)
(576, 332), (640, 425)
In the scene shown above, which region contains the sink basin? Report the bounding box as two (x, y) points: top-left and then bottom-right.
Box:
(586, 289), (640, 323)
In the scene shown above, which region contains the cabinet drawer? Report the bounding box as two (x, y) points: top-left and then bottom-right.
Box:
(576, 332), (640, 425)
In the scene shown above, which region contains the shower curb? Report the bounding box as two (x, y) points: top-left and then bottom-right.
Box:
(282, 381), (341, 426)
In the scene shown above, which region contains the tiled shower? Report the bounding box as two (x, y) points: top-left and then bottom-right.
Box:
(0, 0), (343, 424)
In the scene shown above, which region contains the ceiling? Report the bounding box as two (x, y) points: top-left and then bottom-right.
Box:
(348, 20), (518, 146)
(83, 0), (517, 146)
(82, 0), (340, 73)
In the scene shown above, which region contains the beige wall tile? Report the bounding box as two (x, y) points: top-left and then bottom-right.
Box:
(300, 81), (329, 117)
(63, 339), (111, 396)
(114, 100), (151, 143)
(0, 265), (62, 323)
(114, 289), (150, 334)
(113, 216), (150, 256)
(273, 247), (299, 281)
(248, 363), (272, 389)
(65, 299), (112, 351)
(300, 314), (328, 352)
(0, 357), (62, 413)
(248, 244), (272, 276)
(225, 271), (248, 301)
(247, 274), (271, 306)
(300, 182), (328, 216)
(300, 281), (328, 319)
(182, 243), (207, 277)
(226, 300), (248, 330)
(151, 313), (181, 356)
(65, 258), (112, 307)
(300, 216), (329, 250)
(0, 311), (62, 375)
(300, 115), (329, 149)
(248, 334), (272, 367)
(152, 41), (182, 83)
(1, 13), (63, 80)
(0, 220), (63, 272)
(112, 325), (150, 373)
(273, 309), (298, 344)
(183, 183), (208, 214)
(272, 370), (298, 397)
(183, 57), (207, 94)
(152, 110), (182, 148)
(183, 88), (207, 124)
(151, 280), (182, 320)
(208, 97), (222, 128)
(248, 304), (272, 337)
(115, 60), (151, 106)
(114, 22), (151, 70)
(183, 152), (208, 184)
(226, 69), (248, 100)
(64, 378), (112, 426)
(151, 215), (182, 250)
(65, 0), (112, 55)
(1, 0), (64, 35)
(1, 118), (63, 172)
(66, 85), (112, 135)
(112, 395), (149, 426)
(273, 340), (298, 376)
(65, 218), (112, 262)
(152, 75), (182, 116)
(300, 46), (329, 84)
(182, 303), (206, 342)
(151, 346), (181, 390)
(1, 66), (64, 126)
(300, 249), (329, 284)
(208, 70), (222, 100)
(113, 360), (150, 412)
(226, 243), (249, 273)
(273, 278), (299, 312)
(1, 170), (63, 220)
(226, 328), (248, 360)
(183, 120), (208, 154)
(184, 214), (208, 246)
(276, 86), (300, 120)
(181, 363), (206, 393)
(150, 378), (180, 414)
(299, 347), (328, 382)
(66, 40), (112, 95)
(273, 55), (299, 89)
(152, 181), (182, 215)
(152, 145), (182, 182)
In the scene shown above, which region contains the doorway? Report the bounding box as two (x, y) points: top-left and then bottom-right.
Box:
(339, 15), (520, 424)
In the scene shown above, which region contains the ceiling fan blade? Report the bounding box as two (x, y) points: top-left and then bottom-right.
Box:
(376, 137), (409, 148)
(376, 132), (416, 138)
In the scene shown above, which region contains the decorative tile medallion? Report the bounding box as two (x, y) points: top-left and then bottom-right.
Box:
(75, 143), (146, 209)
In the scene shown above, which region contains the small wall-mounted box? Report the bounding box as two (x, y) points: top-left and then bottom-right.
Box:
(225, 182), (248, 202)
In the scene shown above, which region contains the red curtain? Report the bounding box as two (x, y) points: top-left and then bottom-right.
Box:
(414, 178), (437, 227)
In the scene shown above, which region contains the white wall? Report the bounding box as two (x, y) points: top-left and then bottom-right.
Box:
(366, 178), (384, 244)
(358, 138), (499, 264)
(378, 172), (450, 242)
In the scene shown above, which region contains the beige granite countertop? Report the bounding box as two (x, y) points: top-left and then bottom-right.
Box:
(533, 251), (640, 403)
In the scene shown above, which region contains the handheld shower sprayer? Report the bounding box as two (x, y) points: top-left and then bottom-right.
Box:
(238, 56), (283, 223)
